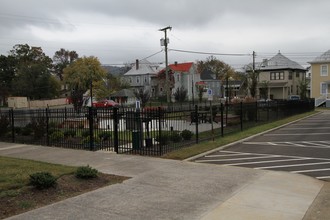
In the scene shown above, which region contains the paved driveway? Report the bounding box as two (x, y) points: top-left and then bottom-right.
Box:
(194, 111), (330, 181)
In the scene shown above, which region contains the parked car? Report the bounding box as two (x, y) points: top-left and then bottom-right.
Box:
(93, 99), (119, 107)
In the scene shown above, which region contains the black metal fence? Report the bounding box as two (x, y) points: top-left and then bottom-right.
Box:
(0, 99), (314, 156)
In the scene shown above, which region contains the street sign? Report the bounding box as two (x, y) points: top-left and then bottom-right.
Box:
(207, 89), (213, 101)
(135, 100), (140, 109)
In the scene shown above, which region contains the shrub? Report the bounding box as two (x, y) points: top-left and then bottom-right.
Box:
(98, 131), (112, 141)
(49, 130), (64, 142)
(64, 129), (76, 138)
(75, 165), (98, 179)
(14, 127), (22, 135)
(0, 115), (9, 136)
(31, 117), (47, 139)
(81, 129), (90, 138)
(29, 172), (57, 189)
(170, 132), (182, 143)
(22, 123), (33, 136)
(81, 135), (100, 145)
(181, 129), (193, 140)
(156, 133), (170, 145)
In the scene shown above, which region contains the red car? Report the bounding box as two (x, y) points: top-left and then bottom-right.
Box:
(92, 99), (119, 107)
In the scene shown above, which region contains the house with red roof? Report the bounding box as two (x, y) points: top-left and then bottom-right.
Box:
(157, 61), (201, 101)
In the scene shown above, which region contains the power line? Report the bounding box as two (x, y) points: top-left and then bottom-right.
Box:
(169, 48), (252, 56)
(140, 50), (163, 60)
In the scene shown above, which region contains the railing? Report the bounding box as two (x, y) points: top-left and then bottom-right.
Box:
(0, 99), (315, 156)
(315, 94), (326, 106)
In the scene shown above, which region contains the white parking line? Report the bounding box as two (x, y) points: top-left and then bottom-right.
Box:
(205, 153), (253, 158)
(224, 158), (310, 166)
(221, 150), (330, 161)
(292, 168), (330, 173)
(243, 141), (330, 149)
(282, 127), (330, 130)
(255, 161), (330, 169)
(302, 141), (330, 147)
(264, 133), (330, 136)
(195, 155), (279, 163)
(316, 176), (330, 179)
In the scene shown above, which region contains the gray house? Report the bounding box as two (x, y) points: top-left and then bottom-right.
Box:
(246, 52), (306, 100)
(122, 59), (160, 97)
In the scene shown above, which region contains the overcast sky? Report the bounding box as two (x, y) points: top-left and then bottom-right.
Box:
(1, 0), (329, 68)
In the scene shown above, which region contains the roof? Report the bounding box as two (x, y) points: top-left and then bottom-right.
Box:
(246, 52), (305, 71)
(158, 62), (194, 75)
(260, 52), (305, 71)
(309, 50), (330, 64)
(169, 62), (193, 72)
(123, 59), (159, 76)
(200, 69), (216, 80)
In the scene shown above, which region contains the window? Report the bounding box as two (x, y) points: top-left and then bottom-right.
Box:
(144, 76), (148, 83)
(321, 65), (328, 76)
(129, 77), (132, 83)
(270, 72), (284, 80)
(160, 87), (163, 92)
(288, 72), (293, 80)
(177, 74), (180, 82)
(321, 83), (327, 94)
(136, 76), (140, 84)
(296, 72), (299, 78)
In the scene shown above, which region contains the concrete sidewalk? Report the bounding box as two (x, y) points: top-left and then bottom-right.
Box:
(0, 142), (324, 220)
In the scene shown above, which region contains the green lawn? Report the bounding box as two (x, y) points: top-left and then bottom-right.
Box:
(162, 110), (319, 160)
(0, 157), (76, 194)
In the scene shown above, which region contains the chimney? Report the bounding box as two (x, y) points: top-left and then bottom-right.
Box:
(136, 59), (139, 70)
(174, 61), (178, 66)
(262, 59), (268, 67)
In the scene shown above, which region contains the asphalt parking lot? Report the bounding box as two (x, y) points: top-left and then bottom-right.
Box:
(194, 111), (330, 181)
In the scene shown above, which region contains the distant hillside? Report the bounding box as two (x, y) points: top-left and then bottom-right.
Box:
(102, 65), (132, 76)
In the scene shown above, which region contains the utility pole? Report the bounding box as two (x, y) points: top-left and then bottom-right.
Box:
(159, 26), (172, 103)
(252, 51), (256, 73)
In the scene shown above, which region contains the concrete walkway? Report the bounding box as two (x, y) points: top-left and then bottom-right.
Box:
(0, 142), (324, 220)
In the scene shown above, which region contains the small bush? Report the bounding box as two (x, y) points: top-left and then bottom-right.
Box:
(22, 124), (33, 136)
(14, 127), (22, 135)
(75, 165), (98, 179)
(81, 130), (90, 138)
(81, 135), (100, 145)
(49, 130), (64, 142)
(98, 131), (112, 141)
(170, 132), (182, 143)
(0, 115), (10, 136)
(32, 117), (47, 139)
(64, 129), (76, 138)
(29, 172), (57, 189)
(181, 129), (193, 140)
(156, 133), (170, 145)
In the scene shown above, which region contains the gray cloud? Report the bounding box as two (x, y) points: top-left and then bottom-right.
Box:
(1, 0), (330, 66)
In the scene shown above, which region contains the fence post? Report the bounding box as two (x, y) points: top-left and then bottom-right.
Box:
(88, 107), (94, 151)
(240, 102), (243, 131)
(46, 108), (49, 146)
(113, 107), (119, 153)
(195, 105), (199, 144)
(255, 101), (258, 123)
(158, 106), (162, 156)
(221, 103), (224, 137)
(267, 101), (270, 121)
(10, 109), (15, 143)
